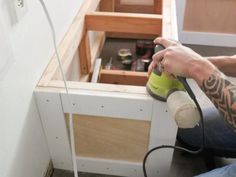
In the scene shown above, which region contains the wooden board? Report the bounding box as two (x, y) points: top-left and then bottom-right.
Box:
(184, 0), (236, 34)
(115, 0), (162, 14)
(79, 31), (91, 74)
(100, 0), (115, 12)
(85, 12), (162, 35)
(100, 69), (148, 86)
(154, 0), (162, 14)
(115, 4), (154, 14)
(66, 114), (151, 162)
(106, 32), (157, 40)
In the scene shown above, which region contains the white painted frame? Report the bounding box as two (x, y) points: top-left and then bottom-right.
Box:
(35, 87), (177, 177)
(176, 0), (236, 47)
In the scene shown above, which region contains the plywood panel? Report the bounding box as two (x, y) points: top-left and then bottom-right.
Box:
(184, 0), (236, 34)
(66, 114), (150, 162)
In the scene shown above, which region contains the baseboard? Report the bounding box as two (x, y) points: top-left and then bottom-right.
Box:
(44, 160), (54, 177)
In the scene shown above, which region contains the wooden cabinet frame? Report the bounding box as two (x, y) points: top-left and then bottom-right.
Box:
(35, 0), (178, 176)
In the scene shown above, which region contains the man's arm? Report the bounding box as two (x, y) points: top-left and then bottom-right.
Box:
(200, 70), (236, 129)
(208, 55), (236, 77)
(190, 59), (236, 129)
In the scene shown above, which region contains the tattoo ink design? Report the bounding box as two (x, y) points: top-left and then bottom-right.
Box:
(201, 73), (236, 129)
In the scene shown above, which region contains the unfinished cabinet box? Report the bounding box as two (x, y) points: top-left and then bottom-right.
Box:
(35, 0), (178, 176)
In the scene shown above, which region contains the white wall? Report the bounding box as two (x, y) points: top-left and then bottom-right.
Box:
(0, 0), (84, 177)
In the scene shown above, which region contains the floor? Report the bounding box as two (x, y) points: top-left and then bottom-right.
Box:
(52, 147), (235, 177)
(52, 44), (236, 177)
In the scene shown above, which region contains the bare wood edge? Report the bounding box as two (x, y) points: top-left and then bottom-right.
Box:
(36, 81), (148, 96)
(38, 0), (101, 87)
(101, 69), (148, 77)
(79, 31), (91, 75)
(79, 31), (106, 82)
(162, 0), (178, 40)
(100, 69), (148, 86)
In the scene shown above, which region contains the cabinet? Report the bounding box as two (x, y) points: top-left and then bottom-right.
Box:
(35, 0), (178, 176)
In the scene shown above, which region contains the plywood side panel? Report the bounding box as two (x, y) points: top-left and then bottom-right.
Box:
(184, 0), (236, 34)
(66, 114), (150, 162)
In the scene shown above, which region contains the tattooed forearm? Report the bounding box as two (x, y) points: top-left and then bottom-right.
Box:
(201, 73), (236, 129)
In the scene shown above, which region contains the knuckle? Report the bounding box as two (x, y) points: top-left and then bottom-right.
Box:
(165, 51), (172, 57)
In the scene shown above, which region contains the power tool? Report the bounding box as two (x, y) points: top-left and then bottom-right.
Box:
(146, 44), (201, 128)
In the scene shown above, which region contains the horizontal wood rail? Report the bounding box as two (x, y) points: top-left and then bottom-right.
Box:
(85, 12), (162, 35)
(100, 69), (148, 86)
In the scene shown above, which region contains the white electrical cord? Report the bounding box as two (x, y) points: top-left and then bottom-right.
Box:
(38, 1), (78, 177)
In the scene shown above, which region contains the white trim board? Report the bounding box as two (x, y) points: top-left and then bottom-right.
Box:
(176, 0), (236, 47)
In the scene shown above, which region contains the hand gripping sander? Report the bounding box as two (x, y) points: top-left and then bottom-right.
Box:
(146, 44), (201, 128)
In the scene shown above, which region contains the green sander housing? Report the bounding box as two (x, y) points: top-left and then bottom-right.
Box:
(146, 44), (185, 101)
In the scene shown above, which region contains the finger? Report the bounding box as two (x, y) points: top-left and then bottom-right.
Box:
(163, 71), (176, 80)
(148, 61), (156, 76)
(153, 37), (177, 47)
(152, 48), (167, 63)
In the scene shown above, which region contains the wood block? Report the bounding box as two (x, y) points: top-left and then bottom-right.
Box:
(100, 69), (148, 86)
(79, 31), (91, 74)
(86, 12), (162, 35)
(100, 0), (115, 12)
(154, 0), (162, 14)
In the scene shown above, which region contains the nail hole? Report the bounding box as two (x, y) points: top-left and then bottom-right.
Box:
(139, 109), (143, 111)
(106, 167), (110, 170)
(56, 137), (59, 139)
(46, 99), (50, 102)
(72, 103), (76, 106)
(165, 110), (168, 112)
(101, 105), (104, 108)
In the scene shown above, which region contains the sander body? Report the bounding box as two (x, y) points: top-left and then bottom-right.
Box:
(146, 44), (200, 128)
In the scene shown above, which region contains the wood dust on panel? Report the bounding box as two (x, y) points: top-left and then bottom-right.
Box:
(184, 0), (236, 34)
(66, 114), (151, 162)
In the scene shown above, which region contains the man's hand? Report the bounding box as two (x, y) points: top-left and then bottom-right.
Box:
(149, 38), (236, 130)
(149, 37), (217, 86)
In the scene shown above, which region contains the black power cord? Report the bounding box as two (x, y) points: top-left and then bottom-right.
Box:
(143, 77), (205, 177)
